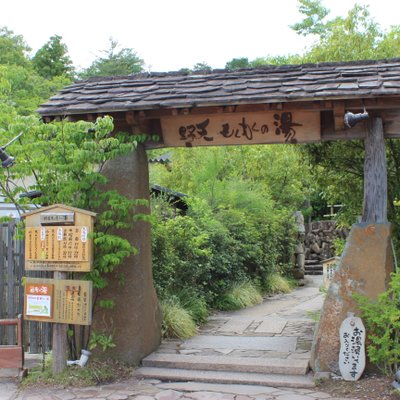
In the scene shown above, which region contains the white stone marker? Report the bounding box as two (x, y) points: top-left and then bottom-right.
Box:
(339, 312), (366, 381)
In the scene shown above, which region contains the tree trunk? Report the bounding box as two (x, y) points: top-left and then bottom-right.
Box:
(362, 117), (387, 223)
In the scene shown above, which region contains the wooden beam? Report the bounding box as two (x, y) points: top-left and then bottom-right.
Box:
(333, 101), (345, 131)
(362, 117), (387, 223)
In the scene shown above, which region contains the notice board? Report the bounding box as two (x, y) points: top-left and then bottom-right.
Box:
(24, 277), (92, 325)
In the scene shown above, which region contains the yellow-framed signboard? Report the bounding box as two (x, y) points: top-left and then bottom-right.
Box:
(23, 204), (96, 272)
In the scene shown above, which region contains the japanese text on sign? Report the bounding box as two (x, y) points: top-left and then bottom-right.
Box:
(26, 226), (89, 262)
(161, 112), (320, 147)
(25, 283), (53, 319)
(339, 313), (366, 381)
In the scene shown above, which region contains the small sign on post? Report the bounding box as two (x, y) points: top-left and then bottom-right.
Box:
(22, 204), (96, 374)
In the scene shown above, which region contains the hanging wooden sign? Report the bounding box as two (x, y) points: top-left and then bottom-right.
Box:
(339, 312), (366, 381)
(160, 111), (321, 147)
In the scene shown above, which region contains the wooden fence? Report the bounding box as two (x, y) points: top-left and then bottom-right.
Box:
(0, 220), (51, 353)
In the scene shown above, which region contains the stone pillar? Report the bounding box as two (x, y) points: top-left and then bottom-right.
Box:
(311, 117), (392, 373)
(92, 145), (162, 364)
(311, 223), (393, 373)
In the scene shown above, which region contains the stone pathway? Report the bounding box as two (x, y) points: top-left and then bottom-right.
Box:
(0, 276), (360, 399)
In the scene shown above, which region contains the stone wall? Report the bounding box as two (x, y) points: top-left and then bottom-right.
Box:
(305, 221), (348, 262)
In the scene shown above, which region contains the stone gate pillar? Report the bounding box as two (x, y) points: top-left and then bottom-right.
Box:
(311, 117), (393, 373)
(92, 145), (162, 364)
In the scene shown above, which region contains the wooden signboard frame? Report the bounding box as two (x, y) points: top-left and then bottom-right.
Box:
(24, 278), (92, 326)
(23, 205), (95, 272)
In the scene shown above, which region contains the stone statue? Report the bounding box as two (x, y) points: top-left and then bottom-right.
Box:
(293, 211), (305, 279)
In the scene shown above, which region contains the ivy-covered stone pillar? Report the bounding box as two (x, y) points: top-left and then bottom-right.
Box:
(93, 144), (162, 364)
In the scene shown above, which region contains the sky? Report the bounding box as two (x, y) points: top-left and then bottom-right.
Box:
(1, 0), (399, 73)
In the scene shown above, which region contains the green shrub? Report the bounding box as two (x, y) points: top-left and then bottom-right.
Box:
(216, 281), (263, 311)
(176, 288), (209, 325)
(160, 297), (197, 339)
(333, 237), (346, 256)
(263, 273), (293, 295)
(354, 272), (400, 375)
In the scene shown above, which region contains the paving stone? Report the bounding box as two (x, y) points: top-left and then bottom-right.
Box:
(106, 394), (129, 400)
(115, 391), (138, 397)
(217, 319), (253, 334)
(154, 390), (183, 400)
(179, 350), (203, 355)
(132, 397), (154, 400)
(229, 350), (290, 358)
(255, 318), (287, 334)
(184, 392), (234, 400)
(155, 382), (279, 396)
(181, 336), (297, 352)
(51, 392), (76, 400)
(275, 394), (316, 400)
(141, 379), (163, 384)
(77, 398), (105, 400)
(72, 389), (101, 398)
(307, 392), (332, 399)
(213, 349), (234, 355)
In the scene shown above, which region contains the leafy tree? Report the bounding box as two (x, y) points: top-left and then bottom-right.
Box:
(192, 62), (212, 72)
(301, 4), (384, 63)
(290, 0), (330, 37)
(149, 145), (305, 305)
(0, 27), (31, 67)
(32, 35), (74, 79)
(0, 64), (70, 115)
(1, 115), (150, 356)
(225, 57), (250, 70)
(250, 55), (303, 67)
(293, 2), (400, 232)
(79, 38), (144, 79)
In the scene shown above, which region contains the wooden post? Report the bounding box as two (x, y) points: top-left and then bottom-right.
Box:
(362, 117), (388, 223)
(52, 271), (67, 374)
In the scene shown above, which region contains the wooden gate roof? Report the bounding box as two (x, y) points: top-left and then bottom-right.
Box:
(37, 58), (400, 147)
(38, 59), (400, 117)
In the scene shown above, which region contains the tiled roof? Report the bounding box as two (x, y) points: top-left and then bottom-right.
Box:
(37, 59), (400, 117)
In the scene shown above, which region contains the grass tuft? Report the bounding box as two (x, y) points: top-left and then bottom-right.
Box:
(21, 359), (133, 388)
(263, 273), (293, 295)
(161, 297), (197, 339)
(177, 289), (209, 325)
(217, 281), (263, 311)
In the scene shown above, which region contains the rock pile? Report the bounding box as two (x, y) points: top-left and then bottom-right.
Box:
(304, 221), (348, 275)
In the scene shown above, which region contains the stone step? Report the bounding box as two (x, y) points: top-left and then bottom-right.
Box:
(142, 353), (309, 375)
(304, 265), (323, 270)
(304, 270), (323, 275)
(136, 367), (316, 388)
(305, 260), (322, 265)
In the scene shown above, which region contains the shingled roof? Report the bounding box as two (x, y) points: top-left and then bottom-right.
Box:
(37, 59), (400, 117)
